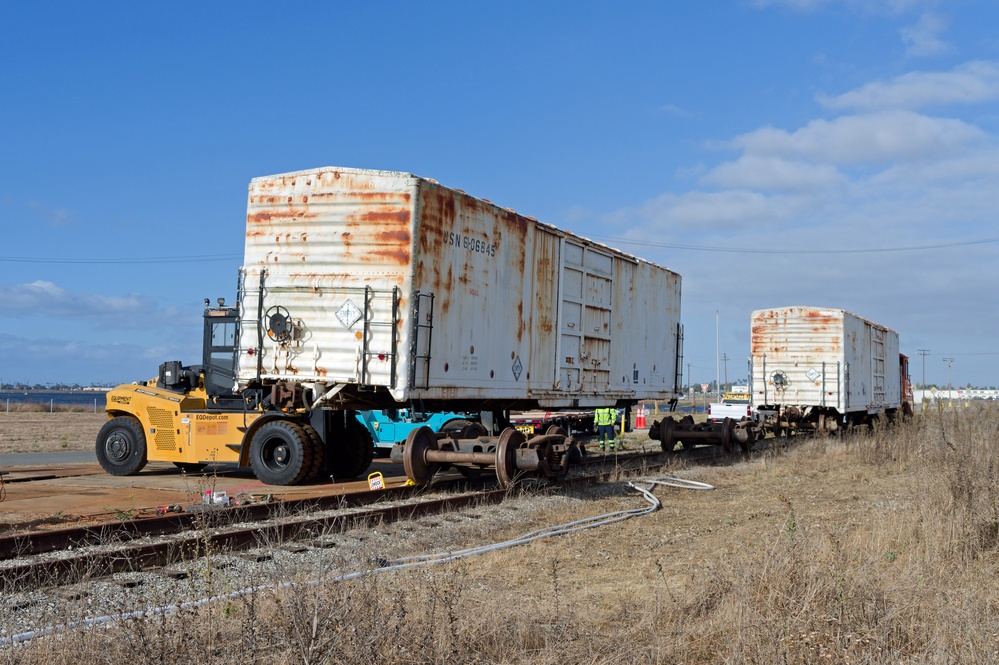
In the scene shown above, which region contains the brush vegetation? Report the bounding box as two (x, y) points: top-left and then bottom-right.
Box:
(2, 404), (998, 663)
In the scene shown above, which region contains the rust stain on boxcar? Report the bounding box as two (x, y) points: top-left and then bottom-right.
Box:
(247, 209), (318, 225)
(416, 187), (457, 317)
(305, 190), (412, 204)
(440, 265), (452, 315)
(368, 248), (410, 264)
(338, 214), (412, 267)
(360, 210), (410, 224)
(751, 310), (843, 356)
(517, 301), (525, 342)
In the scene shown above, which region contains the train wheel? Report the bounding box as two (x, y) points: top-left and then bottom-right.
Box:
(542, 438), (571, 482)
(403, 426), (440, 486)
(327, 417), (374, 480)
(495, 427), (525, 488)
(545, 425), (568, 437)
(721, 417), (734, 454)
(249, 420), (314, 486)
(659, 417), (677, 453)
(96, 416), (148, 476)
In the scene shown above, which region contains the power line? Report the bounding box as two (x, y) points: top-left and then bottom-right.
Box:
(935, 352), (999, 357)
(0, 254), (241, 265)
(586, 235), (999, 255)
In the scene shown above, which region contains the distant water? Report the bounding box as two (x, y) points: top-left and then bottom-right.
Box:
(0, 391), (107, 411)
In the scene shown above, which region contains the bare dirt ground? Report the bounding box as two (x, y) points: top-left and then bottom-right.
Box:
(0, 412), (106, 455)
(3, 408), (998, 663)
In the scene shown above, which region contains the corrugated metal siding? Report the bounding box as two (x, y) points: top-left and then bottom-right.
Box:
(237, 166), (682, 408)
(528, 229), (560, 391)
(612, 259), (681, 393)
(751, 306), (901, 414)
(412, 180), (536, 398)
(237, 168), (417, 392)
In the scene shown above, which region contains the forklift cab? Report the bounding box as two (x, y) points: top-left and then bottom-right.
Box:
(202, 299), (240, 400)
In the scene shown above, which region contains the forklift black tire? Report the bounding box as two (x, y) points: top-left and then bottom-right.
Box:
(299, 424), (326, 483)
(249, 420), (315, 486)
(344, 417), (375, 479)
(96, 416), (148, 476)
(326, 417), (375, 480)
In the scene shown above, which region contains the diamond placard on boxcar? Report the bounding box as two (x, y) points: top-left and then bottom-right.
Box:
(336, 300), (362, 329)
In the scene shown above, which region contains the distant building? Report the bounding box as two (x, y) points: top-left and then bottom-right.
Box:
(915, 389), (998, 402)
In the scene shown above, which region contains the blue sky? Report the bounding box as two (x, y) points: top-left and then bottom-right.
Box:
(1, 0), (997, 390)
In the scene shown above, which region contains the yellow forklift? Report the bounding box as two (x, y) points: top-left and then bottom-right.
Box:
(96, 299), (373, 485)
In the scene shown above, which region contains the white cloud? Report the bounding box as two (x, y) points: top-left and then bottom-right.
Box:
(0, 333), (196, 385)
(609, 189), (811, 232)
(0, 281), (190, 330)
(702, 155), (844, 191)
(27, 201), (76, 227)
(730, 111), (984, 165)
(820, 61), (999, 111)
(900, 12), (952, 57)
(0, 281), (150, 317)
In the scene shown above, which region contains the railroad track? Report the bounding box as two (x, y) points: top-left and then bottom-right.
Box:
(0, 445), (707, 592)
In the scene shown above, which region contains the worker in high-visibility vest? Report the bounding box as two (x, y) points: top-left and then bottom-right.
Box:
(595, 407), (616, 451)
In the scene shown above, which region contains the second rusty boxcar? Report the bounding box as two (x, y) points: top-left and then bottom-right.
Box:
(750, 306), (906, 433)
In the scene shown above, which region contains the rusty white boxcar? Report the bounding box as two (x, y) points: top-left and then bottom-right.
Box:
(750, 306), (907, 433)
(236, 166), (683, 412)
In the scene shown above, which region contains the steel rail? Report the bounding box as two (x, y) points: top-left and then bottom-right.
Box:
(0, 446), (673, 561)
(0, 449), (677, 592)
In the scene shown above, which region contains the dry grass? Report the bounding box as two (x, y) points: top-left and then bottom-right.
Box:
(0, 411), (106, 455)
(3, 405), (999, 663)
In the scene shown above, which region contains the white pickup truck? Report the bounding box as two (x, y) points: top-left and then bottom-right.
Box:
(708, 387), (755, 423)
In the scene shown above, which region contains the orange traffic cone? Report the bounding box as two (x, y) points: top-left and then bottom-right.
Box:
(636, 404), (647, 429)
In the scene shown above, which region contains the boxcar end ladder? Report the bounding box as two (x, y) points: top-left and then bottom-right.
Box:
(409, 291), (435, 390)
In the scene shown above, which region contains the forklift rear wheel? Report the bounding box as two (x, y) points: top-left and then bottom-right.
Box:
(96, 416), (148, 476)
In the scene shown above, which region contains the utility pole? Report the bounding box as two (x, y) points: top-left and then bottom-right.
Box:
(686, 361), (692, 414)
(715, 311), (720, 402)
(917, 349), (930, 406)
(917, 349), (930, 389)
(721, 353), (729, 389)
(943, 357), (955, 406)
